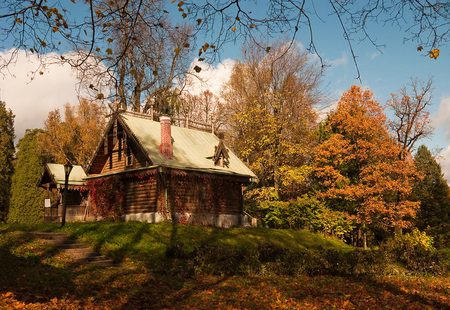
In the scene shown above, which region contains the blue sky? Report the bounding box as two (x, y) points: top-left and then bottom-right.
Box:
(1, 1), (449, 179)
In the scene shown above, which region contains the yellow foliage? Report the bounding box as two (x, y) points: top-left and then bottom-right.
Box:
(429, 49), (440, 59)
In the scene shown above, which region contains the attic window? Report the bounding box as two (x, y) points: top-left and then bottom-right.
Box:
(212, 139), (230, 168)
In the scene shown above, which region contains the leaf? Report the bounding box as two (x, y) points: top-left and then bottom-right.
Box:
(183, 43), (190, 48)
(429, 49), (439, 59)
(196, 18), (202, 25)
(174, 47), (180, 56)
(198, 57), (205, 61)
(178, 1), (184, 6)
(417, 46), (423, 52)
(96, 93), (104, 100)
(193, 65), (202, 73)
(106, 48), (112, 55)
(249, 23), (256, 28)
(235, 16), (240, 21)
(231, 26), (236, 32)
(182, 13), (187, 18)
(265, 46), (271, 53)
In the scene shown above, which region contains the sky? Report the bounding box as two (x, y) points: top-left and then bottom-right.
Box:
(1, 1), (449, 181)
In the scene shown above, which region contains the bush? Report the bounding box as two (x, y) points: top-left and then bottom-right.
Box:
(383, 229), (444, 274)
(256, 195), (354, 237)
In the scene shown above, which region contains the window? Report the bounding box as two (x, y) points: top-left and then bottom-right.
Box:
(103, 137), (108, 155)
(126, 143), (133, 166)
(118, 137), (122, 161)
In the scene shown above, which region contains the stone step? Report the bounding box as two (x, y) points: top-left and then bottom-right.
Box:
(31, 231), (115, 267)
(58, 243), (91, 249)
(30, 232), (69, 240)
(84, 259), (114, 266)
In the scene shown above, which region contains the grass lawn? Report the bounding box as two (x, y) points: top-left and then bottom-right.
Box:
(1, 222), (449, 309)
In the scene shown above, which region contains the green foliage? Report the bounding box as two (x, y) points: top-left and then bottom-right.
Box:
(413, 145), (450, 232)
(0, 101), (15, 222)
(383, 229), (443, 273)
(8, 129), (47, 224)
(255, 195), (354, 237)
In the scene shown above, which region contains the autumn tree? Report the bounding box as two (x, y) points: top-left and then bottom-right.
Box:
(313, 86), (419, 247)
(38, 98), (106, 167)
(388, 78), (433, 160)
(0, 101), (15, 222)
(176, 90), (226, 132)
(223, 43), (321, 196)
(8, 129), (47, 224)
(413, 145), (450, 233)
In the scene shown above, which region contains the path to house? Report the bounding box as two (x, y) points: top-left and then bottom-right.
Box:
(30, 231), (114, 266)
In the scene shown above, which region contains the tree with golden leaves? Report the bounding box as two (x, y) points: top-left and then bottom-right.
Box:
(38, 98), (106, 167)
(314, 86), (419, 247)
(223, 43), (321, 195)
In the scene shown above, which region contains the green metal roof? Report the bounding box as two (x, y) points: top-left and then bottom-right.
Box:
(45, 163), (87, 186)
(120, 113), (256, 178)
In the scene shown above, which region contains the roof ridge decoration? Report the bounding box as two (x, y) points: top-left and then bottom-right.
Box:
(213, 139), (230, 168)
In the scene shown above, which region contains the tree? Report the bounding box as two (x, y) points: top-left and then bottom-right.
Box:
(413, 145), (450, 231)
(1, 1), (447, 83)
(8, 129), (47, 224)
(223, 42), (321, 195)
(388, 78), (433, 160)
(313, 86), (419, 247)
(176, 90), (226, 132)
(38, 98), (106, 167)
(0, 101), (15, 222)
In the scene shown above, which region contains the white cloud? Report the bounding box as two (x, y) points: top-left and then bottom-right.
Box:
(184, 59), (236, 96)
(438, 145), (450, 184)
(0, 49), (80, 143)
(433, 97), (450, 139)
(327, 52), (348, 67)
(370, 51), (382, 60)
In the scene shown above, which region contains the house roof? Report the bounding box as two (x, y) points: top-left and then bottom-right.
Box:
(44, 163), (87, 186)
(119, 112), (256, 178)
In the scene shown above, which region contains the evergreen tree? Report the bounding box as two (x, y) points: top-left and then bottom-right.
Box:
(413, 145), (450, 230)
(0, 101), (15, 222)
(8, 129), (46, 224)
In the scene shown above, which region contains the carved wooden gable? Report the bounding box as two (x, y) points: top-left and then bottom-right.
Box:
(212, 139), (230, 168)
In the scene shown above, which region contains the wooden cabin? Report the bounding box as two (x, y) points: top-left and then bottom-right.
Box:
(86, 111), (256, 227)
(38, 163), (90, 222)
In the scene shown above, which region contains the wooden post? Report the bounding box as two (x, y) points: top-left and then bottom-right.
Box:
(61, 179), (69, 227)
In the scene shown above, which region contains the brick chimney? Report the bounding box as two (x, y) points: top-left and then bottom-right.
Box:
(159, 115), (173, 159)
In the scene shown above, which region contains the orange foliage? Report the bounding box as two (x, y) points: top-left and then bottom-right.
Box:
(314, 86), (419, 230)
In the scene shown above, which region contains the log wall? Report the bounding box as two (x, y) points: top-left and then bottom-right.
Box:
(159, 173), (243, 216)
(123, 176), (158, 214)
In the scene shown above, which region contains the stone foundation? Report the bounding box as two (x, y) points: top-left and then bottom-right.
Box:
(123, 212), (253, 228)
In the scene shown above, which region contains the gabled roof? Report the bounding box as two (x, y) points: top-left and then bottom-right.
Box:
(118, 112), (256, 178)
(41, 163), (87, 186)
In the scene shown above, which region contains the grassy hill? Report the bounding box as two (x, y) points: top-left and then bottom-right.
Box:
(1, 222), (449, 309)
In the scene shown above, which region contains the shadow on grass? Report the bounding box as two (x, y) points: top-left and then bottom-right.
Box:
(0, 237), (75, 303)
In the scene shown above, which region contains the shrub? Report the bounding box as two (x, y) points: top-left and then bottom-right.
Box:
(256, 195), (354, 238)
(383, 229), (444, 274)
